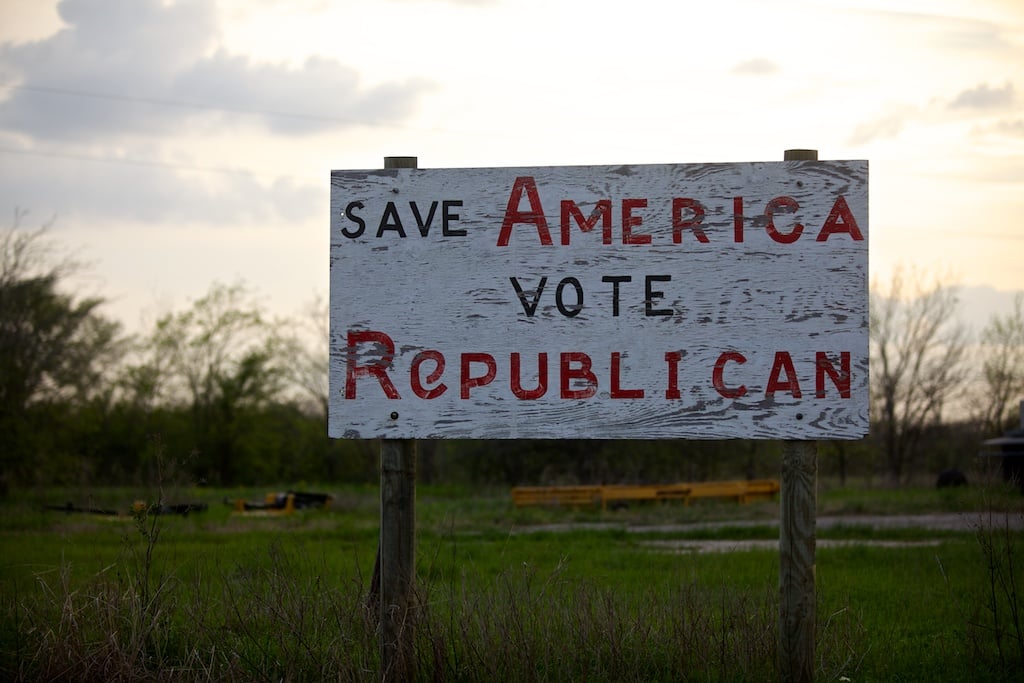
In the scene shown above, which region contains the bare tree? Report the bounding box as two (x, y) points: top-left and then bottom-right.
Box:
(870, 267), (970, 484)
(288, 293), (330, 421)
(976, 293), (1024, 435)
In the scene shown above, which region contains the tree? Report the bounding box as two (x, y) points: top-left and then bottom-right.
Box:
(870, 267), (970, 484)
(0, 212), (124, 487)
(976, 293), (1024, 435)
(143, 281), (293, 484)
(289, 294), (329, 421)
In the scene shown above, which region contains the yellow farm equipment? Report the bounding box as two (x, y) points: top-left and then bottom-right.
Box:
(226, 491), (333, 515)
(511, 479), (780, 509)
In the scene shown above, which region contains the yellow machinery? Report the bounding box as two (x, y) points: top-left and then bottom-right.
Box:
(227, 491), (333, 515)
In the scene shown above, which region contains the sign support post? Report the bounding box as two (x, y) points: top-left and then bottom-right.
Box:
(330, 151), (868, 682)
(778, 148), (819, 683)
(379, 155), (418, 682)
(779, 439), (817, 682)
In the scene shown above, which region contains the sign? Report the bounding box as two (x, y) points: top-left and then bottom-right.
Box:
(329, 161), (868, 440)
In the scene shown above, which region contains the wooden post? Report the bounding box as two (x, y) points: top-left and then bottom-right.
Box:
(779, 439), (817, 682)
(380, 155), (418, 682)
(380, 438), (416, 681)
(779, 148), (819, 683)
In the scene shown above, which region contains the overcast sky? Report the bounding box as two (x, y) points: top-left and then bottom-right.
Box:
(0, 0), (1021, 333)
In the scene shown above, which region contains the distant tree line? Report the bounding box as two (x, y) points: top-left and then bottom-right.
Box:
(1, 217), (1022, 493)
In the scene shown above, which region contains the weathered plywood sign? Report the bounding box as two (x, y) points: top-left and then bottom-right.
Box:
(329, 161), (868, 440)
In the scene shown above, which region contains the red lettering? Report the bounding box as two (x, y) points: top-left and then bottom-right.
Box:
(560, 351), (597, 399)
(713, 351), (747, 398)
(610, 352), (644, 398)
(345, 330), (400, 399)
(765, 196), (803, 244)
(460, 352), (497, 399)
(671, 198), (709, 244)
(560, 200), (612, 245)
(510, 352), (548, 400)
(664, 351), (683, 399)
(410, 350), (447, 399)
(816, 196), (864, 241)
(497, 176), (552, 246)
(621, 198), (651, 245)
(815, 351), (851, 398)
(766, 351), (802, 398)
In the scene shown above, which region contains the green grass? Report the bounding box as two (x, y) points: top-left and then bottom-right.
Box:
(1, 482), (1022, 681)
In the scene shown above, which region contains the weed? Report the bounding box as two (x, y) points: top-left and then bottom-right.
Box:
(970, 485), (1024, 673)
(937, 467), (1024, 681)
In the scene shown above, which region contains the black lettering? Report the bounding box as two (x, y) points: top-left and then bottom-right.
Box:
(443, 200), (466, 236)
(555, 277), (584, 317)
(410, 201), (438, 237)
(645, 274), (672, 316)
(342, 201), (366, 238)
(602, 275), (631, 317)
(510, 276), (547, 317)
(376, 201), (406, 237)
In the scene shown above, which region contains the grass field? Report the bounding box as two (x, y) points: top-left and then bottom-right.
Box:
(1, 479), (1022, 681)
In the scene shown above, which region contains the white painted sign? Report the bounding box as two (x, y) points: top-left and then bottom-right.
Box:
(329, 161), (868, 440)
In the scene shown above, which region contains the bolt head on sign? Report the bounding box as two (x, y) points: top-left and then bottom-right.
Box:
(329, 160), (868, 440)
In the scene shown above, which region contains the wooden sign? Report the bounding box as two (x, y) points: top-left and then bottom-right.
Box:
(329, 161), (868, 440)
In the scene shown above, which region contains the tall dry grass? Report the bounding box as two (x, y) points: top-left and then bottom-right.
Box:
(5, 521), (801, 682)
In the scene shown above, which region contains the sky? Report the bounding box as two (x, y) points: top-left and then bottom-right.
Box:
(0, 0), (1022, 335)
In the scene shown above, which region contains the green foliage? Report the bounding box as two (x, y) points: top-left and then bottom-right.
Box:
(140, 281), (294, 484)
(0, 218), (125, 490)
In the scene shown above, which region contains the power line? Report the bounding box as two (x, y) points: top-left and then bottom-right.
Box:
(1, 83), (517, 141)
(6, 83), (375, 127)
(0, 145), (318, 183)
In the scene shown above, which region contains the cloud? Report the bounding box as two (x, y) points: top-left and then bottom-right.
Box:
(850, 80), (1019, 146)
(963, 116), (1024, 144)
(388, 0), (497, 5)
(949, 82), (1015, 110)
(0, 0), (432, 230)
(992, 119), (1024, 137)
(730, 58), (779, 76)
(172, 52), (431, 136)
(849, 8), (1013, 56)
(847, 109), (913, 146)
(0, 144), (322, 226)
(0, 0), (432, 142)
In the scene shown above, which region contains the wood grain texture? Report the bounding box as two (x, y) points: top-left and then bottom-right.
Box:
(329, 161), (868, 440)
(779, 440), (817, 683)
(379, 438), (416, 682)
